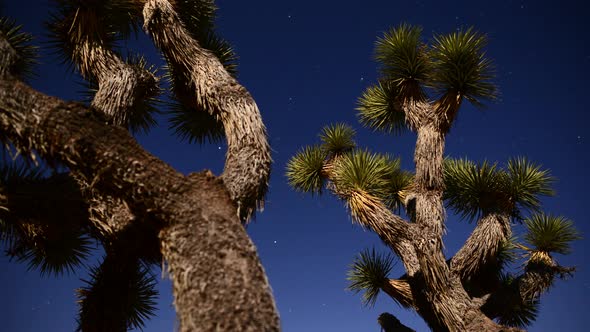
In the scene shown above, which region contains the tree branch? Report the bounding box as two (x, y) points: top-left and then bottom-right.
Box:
(0, 74), (279, 331)
(142, 0), (271, 221)
(450, 212), (512, 280)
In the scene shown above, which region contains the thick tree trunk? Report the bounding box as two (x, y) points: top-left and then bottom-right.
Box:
(0, 75), (280, 331)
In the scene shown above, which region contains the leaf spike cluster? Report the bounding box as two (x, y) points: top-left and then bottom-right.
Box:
(347, 248), (395, 307)
(356, 81), (407, 134)
(286, 145), (327, 194)
(319, 123), (356, 155)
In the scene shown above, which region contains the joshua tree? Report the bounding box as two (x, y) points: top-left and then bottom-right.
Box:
(0, 0), (278, 331)
(287, 24), (580, 331)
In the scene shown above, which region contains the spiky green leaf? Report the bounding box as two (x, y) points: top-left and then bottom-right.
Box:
(524, 213), (580, 254)
(375, 23), (430, 96)
(333, 150), (404, 200)
(286, 145), (327, 194)
(507, 157), (554, 215)
(356, 81), (407, 134)
(77, 257), (158, 331)
(0, 16), (37, 80)
(347, 248), (395, 307)
(429, 27), (497, 106)
(443, 158), (510, 220)
(319, 123), (356, 155)
(493, 275), (540, 328)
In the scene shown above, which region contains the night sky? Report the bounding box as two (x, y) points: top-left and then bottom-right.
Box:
(1, 0), (589, 331)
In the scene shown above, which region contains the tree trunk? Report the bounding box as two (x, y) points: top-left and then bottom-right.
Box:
(0, 73), (280, 331)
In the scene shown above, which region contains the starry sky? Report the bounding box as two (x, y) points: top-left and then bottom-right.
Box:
(1, 0), (589, 331)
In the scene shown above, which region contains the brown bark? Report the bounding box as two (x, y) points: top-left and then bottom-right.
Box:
(322, 158), (420, 275)
(0, 74), (279, 331)
(142, 0), (272, 221)
(450, 213), (512, 281)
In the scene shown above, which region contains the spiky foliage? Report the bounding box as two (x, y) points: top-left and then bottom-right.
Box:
(319, 123), (356, 155)
(356, 81), (407, 134)
(507, 157), (555, 216)
(347, 248), (395, 306)
(286, 145), (327, 194)
(46, 0), (137, 76)
(76, 257), (158, 331)
(165, 0), (239, 144)
(443, 158), (508, 220)
(429, 27), (497, 107)
(333, 150), (406, 200)
(0, 16), (37, 80)
(444, 158), (555, 220)
(493, 275), (540, 328)
(5, 226), (92, 276)
(375, 23), (429, 98)
(0, 159), (93, 276)
(524, 214), (581, 255)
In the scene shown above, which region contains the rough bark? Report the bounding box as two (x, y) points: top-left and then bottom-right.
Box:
(322, 158), (420, 275)
(450, 213), (512, 281)
(0, 76), (280, 331)
(142, 0), (271, 221)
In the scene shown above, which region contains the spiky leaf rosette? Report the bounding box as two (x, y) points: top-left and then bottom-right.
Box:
(356, 81), (407, 134)
(0, 16), (37, 80)
(507, 157), (554, 216)
(524, 213), (580, 255)
(492, 275), (540, 328)
(286, 145), (327, 194)
(319, 123), (356, 155)
(375, 23), (429, 98)
(6, 227), (92, 276)
(443, 158), (509, 220)
(333, 150), (406, 200)
(429, 27), (497, 107)
(77, 257), (158, 331)
(348, 248), (395, 307)
(0, 159), (92, 276)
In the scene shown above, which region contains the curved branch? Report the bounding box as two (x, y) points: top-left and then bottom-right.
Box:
(142, 0), (271, 221)
(323, 158), (420, 275)
(0, 74), (279, 331)
(450, 213), (512, 280)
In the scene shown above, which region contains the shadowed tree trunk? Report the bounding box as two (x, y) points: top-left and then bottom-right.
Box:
(1, 28), (280, 332)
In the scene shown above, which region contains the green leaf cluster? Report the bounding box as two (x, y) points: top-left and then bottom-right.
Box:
(357, 24), (498, 133)
(0, 16), (37, 80)
(524, 213), (581, 255)
(347, 248), (395, 307)
(286, 145), (327, 194)
(443, 157), (554, 220)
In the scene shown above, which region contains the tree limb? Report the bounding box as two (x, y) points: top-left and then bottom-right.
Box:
(0, 69), (279, 332)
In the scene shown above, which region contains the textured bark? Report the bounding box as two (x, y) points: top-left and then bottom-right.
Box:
(382, 279), (415, 309)
(400, 99), (517, 331)
(451, 213), (511, 280)
(322, 158), (420, 275)
(0, 76), (280, 331)
(142, 0), (271, 221)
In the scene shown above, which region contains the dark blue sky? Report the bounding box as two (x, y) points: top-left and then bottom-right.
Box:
(1, 0), (589, 331)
